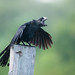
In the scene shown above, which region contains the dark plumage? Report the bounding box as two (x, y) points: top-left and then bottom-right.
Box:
(0, 17), (53, 66)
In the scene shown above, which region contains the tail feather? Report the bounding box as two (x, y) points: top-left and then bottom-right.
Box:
(0, 44), (10, 67)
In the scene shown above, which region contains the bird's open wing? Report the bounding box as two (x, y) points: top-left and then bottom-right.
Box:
(11, 25), (26, 44)
(30, 28), (53, 50)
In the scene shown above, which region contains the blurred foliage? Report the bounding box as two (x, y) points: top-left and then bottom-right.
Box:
(0, 0), (75, 75)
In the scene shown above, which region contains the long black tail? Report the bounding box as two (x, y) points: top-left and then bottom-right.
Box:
(0, 44), (10, 67)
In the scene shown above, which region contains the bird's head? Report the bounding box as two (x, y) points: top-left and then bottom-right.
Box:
(37, 17), (47, 27)
(31, 17), (47, 28)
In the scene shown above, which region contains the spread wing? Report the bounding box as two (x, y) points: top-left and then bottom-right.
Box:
(11, 24), (26, 44)
(30, 28), (53, 50)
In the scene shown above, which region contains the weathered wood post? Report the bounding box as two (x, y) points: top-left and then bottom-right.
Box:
(8, 45), (36, 75)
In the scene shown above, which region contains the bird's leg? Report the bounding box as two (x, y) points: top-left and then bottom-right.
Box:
(28, 42), (31, 46)
(21, 40), (26, 46)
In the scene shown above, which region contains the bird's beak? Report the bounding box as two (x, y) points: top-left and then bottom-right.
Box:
(38, 17), (48, 26)
(42, 17), (47, 22)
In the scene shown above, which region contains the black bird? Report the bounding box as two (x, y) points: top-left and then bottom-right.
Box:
(0, 17), (53, 67)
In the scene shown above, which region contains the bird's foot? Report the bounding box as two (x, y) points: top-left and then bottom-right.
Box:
(28, 43), (32, 46)
(22, 41), (26, 46)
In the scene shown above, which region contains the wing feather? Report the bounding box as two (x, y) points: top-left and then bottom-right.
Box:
(11, 25), (26, 44)
(30, 28), (53, 50)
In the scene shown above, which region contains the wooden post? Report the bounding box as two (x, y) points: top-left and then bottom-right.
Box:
(8, 45), (36, 75)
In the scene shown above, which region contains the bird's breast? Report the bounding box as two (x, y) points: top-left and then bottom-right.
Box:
(21, 27), (35, 42)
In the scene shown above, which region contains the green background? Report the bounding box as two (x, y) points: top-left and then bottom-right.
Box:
(0, 0), (75, 75)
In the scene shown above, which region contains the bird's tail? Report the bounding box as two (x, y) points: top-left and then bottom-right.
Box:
(0, 44), (10, 67)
